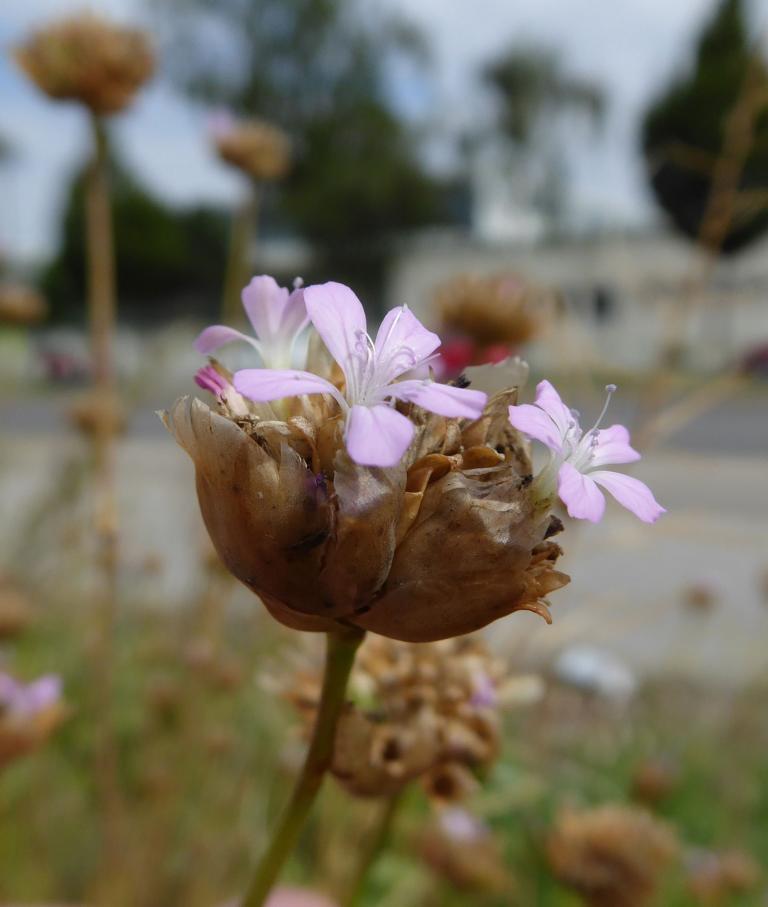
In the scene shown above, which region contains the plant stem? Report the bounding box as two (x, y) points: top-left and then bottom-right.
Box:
(85, 110), (122, 874)
(241, 627), (365, 907)
(340, 793), (402, 907)
(222, 181), (258, 324)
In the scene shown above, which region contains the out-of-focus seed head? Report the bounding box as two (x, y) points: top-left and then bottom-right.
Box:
(68, 389), (126, 439)
(547, 804), (679, 907)
(420, 807), (512, 893)
(214, 118), (291, 181)
(685, 847), (762, 903)
(14, 13), (154, 115)
(434, 272), (557, 351)
(0, 283), (47, 325)
(0, 576), (33, 640)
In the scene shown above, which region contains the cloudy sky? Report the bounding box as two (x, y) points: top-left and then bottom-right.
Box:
(0, 0), (764, 262)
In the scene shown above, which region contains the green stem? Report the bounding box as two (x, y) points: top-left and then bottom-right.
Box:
(241, 627), (365, 907)
(340, 793), (402, 907)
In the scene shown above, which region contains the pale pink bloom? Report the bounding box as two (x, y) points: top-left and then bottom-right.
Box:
(508, 380), (664, 524)
(234, 281), (487, 467)
(195, 275), (309, 369)
(0, 672), (61, 718)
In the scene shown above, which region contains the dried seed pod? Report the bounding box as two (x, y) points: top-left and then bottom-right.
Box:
(15, 13), (154, 115)
(547, 805), (679, 907)
(214, 119), (290, 181)
(0, 283), (47, 325)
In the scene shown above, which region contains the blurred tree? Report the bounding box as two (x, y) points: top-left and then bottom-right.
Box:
(484, 47), (604, 147)
(642, 0), (768, 254)
(43, 154), (228, 323)
(160, 0), (446, 308)
(482, 46), (605, 225)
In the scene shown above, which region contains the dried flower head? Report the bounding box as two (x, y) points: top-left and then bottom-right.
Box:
(0, 283), (47, 325)
(278, 634), (540, 798)
(631, 756), (680, 806)
(164, 277), (569, 642)
(547, 805), (679, 907)
(434, 272), (555, 365)
(685, 848), (762, 903)
(68, 388), (126, 438)
(0, 673), (65, 768)
(14, 13), (154, 115)
(420, 808), (512, 893)
(0, 576), (32, 640)
(214, 117), (291, 181)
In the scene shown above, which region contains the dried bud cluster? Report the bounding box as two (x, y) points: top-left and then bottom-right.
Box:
(68, 389), (127, 439)
(14, 13), (154, 115)
(434, 272), (556, 349)
(215, 119), (291, 181)
(0, 283), (47, 326)
(0, 576), (32, 640)
(547, 805), (679, 907)
(164, 364), (567, 642)
(279, 634), (540, 799)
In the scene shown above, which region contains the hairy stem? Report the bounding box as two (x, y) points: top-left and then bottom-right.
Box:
(241, 627), (364, 907)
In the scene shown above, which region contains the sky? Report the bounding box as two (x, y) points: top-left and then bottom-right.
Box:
(0, 0), (764, 263)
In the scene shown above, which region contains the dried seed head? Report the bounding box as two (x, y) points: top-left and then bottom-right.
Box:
(420, 808), (512, 893)
(547, 805), (679, 907)
(278, 634), (537, 799)
(0, 577), (33, 641)
(68, 389), (126, 439)
(15, 13), (154, 115)
(685, 848), (762, 903)
(214, 119), (291, 181)
(0, 283), (47, 325)
(434, 272), (556, 348)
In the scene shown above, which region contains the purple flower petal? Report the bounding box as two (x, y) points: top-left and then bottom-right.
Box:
(234, 368), (345, 408)
(591, 424), (641, 467)
(346, 404), (414, 467)
(194, 325), (261, 355)
(508, 402), (564, 452)
(391, 379), (487, 419)
(304, 282), (367, 378)
(241, 275), (291, 339)
(374, 306), (441, 382)
(534, 379), (575, 437)
(590, 470), (666, 523)
(558, 461), (606, 522)
(281, 286), (310, 337)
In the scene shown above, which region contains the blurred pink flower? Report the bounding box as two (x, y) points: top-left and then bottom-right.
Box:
(220, 887), (338, 907)
(235, 281), (487, 467)
(0, 673), (61, 718)
(509, 380), (664, 523)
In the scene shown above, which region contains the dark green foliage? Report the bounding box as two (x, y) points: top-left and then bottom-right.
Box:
(642, 0), (768, 254)
(160, 0), (447, 310)
(42, 150), (228, 324)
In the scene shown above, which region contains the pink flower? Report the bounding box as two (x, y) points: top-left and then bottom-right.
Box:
(234, 281), (487, 467)
(195, 275), (309, 369)
(194, 364), (250, 418)
(0, 672), (61, 718)
(508, 380), (664, 524)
